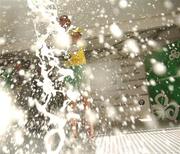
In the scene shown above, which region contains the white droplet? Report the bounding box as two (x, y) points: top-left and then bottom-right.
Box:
(107, 106), (116, 118)
(19, 70), (25, 76)
(14, 130), (24, 145)
(135, 61), (143, 67)
(77, 39), (87, 48)
(85, 109), (97, 124)
(98, 34), (104, 44)
(0, 37), (6, 46)
(148, 40), (158, 48)
(168, 85), (174, 91)
(169, 76), (175, 82)
(121, 95), (127, 103)
(2, 146), (9, 153)
(123, 39), (140, 54)
(122, 121), (127, 126)
(150, 58), (157, 64)
(150, 79), (156, 86)
(152, 62), (167, 76)
(119, 0), (128, 9)
(54, 30), (72, 49)
(164, 0), (174, 10)
(28, 97), (36, 107)
(119, 106), (124, 112)
(110, 23), (123, 38)
(66, 88), (80, 102)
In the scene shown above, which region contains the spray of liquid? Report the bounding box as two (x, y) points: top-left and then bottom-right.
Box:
(27, 0), (79, 153)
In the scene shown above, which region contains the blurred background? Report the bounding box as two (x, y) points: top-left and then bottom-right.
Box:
(0, 0), (180, 154)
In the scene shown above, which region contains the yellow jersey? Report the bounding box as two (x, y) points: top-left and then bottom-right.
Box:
(65, 48), (86, 66)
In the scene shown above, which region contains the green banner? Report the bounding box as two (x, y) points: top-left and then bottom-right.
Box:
(145, 41), (180, 121)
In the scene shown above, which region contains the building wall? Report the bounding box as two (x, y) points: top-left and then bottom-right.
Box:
(87, 25), (180, 122)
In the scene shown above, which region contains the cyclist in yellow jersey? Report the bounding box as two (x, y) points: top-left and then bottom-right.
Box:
(59, 15), (94, 138)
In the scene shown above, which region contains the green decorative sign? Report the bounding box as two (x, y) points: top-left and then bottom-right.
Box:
(145, 41), (180, 121)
